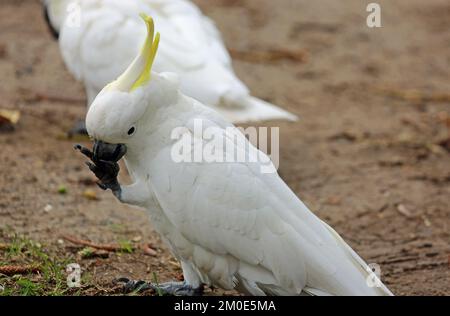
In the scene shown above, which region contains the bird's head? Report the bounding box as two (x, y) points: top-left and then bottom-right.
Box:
(85, 14), (179, 162)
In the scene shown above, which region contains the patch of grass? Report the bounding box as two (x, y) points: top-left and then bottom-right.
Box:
(16, 278), (41, 296)
(0, 232), (77, 296)
(3, 234), (41, 258)
(78, 247), (94, 258)
(118, 240), (134, 254)
(57, 185), (67, 194)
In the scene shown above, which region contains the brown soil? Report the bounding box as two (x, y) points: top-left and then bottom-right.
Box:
(0, 0), (449, 295)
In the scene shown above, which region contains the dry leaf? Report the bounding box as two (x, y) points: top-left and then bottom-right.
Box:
(0, 109), (20, 131)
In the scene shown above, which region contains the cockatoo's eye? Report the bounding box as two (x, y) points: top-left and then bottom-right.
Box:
(127, 126), (136, 136)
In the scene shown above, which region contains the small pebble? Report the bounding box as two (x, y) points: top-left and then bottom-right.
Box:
(142, 244), (158, 257)
(83, 189), (98, 200)
(44, 204), (53, 213)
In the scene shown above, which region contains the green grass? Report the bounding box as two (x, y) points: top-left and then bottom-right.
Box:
(118, 239), (134, 254)
(0, 228), (159, 296)
(0, 232), (80, 296)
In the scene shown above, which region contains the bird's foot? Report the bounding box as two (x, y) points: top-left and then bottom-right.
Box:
(74, 144), (121, 195)
(68, 120), (88, 138)
(115, 278), (204, 296)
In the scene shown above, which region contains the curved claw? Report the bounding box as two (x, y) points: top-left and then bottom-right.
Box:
(114, 277), (132, 284)
(75, 142), (122, 194)
(96, 182), (108, 191)
(75, 144), (94, 160)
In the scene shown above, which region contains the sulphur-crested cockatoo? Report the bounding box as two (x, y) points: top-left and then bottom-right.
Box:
(75, 15), (392, 296)
(43, 0), (297, 133)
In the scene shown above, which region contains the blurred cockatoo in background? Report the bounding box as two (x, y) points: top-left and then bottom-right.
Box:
(75, 14), (393, 296)
(43, 0), (297, 134)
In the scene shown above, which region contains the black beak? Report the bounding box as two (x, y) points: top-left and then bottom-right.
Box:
(93, 140), (127, 163)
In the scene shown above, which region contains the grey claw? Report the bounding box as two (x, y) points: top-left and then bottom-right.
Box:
(114, 278), (156, 293)
(114, 277), (130, 284)
(96, 182), (107, 190)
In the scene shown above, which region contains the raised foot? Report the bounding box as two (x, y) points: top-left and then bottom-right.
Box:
(115, 278), (204, 296)
(74, 143), (122, 193)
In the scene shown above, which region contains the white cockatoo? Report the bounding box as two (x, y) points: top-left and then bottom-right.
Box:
(43, 0), (297, 133)
(75, 15), (393, 296)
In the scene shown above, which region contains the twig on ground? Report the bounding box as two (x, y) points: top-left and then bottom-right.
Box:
(61, 235), (132, 252)
(78, 247), (110, 259)
(0, 265), (41, 276)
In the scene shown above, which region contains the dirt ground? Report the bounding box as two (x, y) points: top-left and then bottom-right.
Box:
(0, 0), (449, 296)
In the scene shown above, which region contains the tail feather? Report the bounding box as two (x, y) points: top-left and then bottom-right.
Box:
(321, 221), (394, 296)
(302, 287), (333, 296)
(213, 95), (298, 124)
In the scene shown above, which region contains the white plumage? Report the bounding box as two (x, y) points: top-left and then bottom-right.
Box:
(44, 0), (297, 123)
(82, 16), (393, 296)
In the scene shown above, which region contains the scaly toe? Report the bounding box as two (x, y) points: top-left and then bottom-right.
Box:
(114, 277), (156, 293)
(156, 281), (204, 296)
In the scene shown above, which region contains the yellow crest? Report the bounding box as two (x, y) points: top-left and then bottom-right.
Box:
(131, 14), (160, 91)
(107, 13), (160, 92)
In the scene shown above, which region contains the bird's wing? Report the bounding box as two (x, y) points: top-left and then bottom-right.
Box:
(146, 115), (391, 295)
